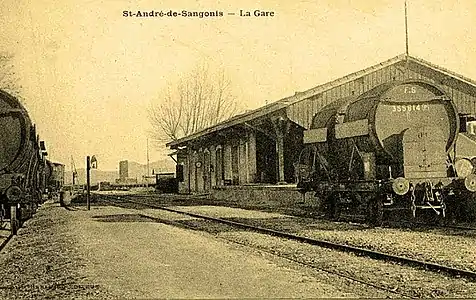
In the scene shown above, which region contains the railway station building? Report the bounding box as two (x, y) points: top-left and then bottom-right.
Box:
(166, 54), (476, 202)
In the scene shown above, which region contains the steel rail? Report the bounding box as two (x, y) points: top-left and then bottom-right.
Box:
(101, 193), (476, 231)
(101, 194), (476, 281)
(0, 233), (13, 252)
(101, 195), (411, 298)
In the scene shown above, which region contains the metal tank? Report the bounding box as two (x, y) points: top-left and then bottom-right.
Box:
(342, 80), (459, 179)
(302, 80), (459, 181)
(298, 80), (470, 223)
(0, 90), (44, 234)
(0, 90), (36, 174)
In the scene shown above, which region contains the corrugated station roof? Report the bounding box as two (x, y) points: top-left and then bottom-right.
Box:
(167, 53), (476, 148)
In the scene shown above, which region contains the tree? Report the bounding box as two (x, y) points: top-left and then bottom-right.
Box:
(149, 63), (240, 142)
(0, 52), (21, 97)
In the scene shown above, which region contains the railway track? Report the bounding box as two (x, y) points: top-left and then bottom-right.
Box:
(100, 192), (476, 232)
(0, 223), (13, 252)
(99, 194), (476, 284)
(0, 234), (13, 252)
(100, 194), (410, 298)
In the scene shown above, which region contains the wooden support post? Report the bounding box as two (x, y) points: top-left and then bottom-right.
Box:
(210, 145), (216, 188)
(247, 131), (257, 183)
(186, 146), (191, 194)
(272, 116), (289, 184)
(276, 130), (285, 183)
(224, 144), (233, 184)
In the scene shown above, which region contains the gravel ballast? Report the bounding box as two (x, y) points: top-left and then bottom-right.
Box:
(126, 205), (476, 298)
(172, 204), (476, 272)
(1, 197), (392, 299)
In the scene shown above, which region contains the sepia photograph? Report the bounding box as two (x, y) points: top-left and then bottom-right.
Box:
(0, 0), (476, 298)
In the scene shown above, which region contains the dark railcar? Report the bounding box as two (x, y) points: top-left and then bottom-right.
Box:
(0, 90), (48, 234)
(155, 172), (178, 193)
(45, 160), (65, 196)
(297, 80), (476, 224)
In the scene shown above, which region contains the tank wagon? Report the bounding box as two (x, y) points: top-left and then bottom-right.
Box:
(45, 160), (65, 196)
(0, 90), (49, 234)
(297, 80), (476, 224)
(155, 172), (178, 193)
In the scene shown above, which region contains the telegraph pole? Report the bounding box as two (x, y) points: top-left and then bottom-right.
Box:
(71, 156), (77, 191)
(405, 0), (409, 56)
(86, 155), (97, 210)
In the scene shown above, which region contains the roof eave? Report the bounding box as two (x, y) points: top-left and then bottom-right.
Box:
(166, 53), (476, 148)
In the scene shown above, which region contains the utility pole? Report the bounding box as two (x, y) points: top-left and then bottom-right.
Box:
(86, 155), (97, 211)
(403, 0), (410, 74)
(86, 156), (90, 210)
(71, 156), (78, 188)
(405, 0), (409, 56)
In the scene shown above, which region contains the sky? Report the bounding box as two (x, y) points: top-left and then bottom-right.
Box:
(0, 0), (475, 171)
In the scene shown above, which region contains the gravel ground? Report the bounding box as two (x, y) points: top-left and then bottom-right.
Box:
(0, 194), (394, 299)
(168, 205), (476, 272)
(131, 206), (476, 298)
(0, 201), (115, 300)
(69, 205), (369, 298)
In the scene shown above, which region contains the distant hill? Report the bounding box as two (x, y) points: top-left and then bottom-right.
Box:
(64, 159), (176, 185)
(64, 169), (117, 185)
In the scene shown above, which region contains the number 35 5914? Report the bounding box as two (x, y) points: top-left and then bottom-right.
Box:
(392, 104), (430, 112)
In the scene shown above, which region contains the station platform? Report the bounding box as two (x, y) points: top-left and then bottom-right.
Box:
(211, 184), (320, 213)
(0, 197), (354, 299)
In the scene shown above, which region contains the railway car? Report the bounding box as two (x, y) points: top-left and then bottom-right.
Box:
(45, 160), (65, 197)
(0, 90), (49, 234)
(155, 172), (178, 193)
(296, 80), (476, 224)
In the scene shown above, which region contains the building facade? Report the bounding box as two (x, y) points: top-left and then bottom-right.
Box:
(167, 54), (476, 194)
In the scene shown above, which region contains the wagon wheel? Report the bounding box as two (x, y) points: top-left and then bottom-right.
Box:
(10, 205), (18, 235)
